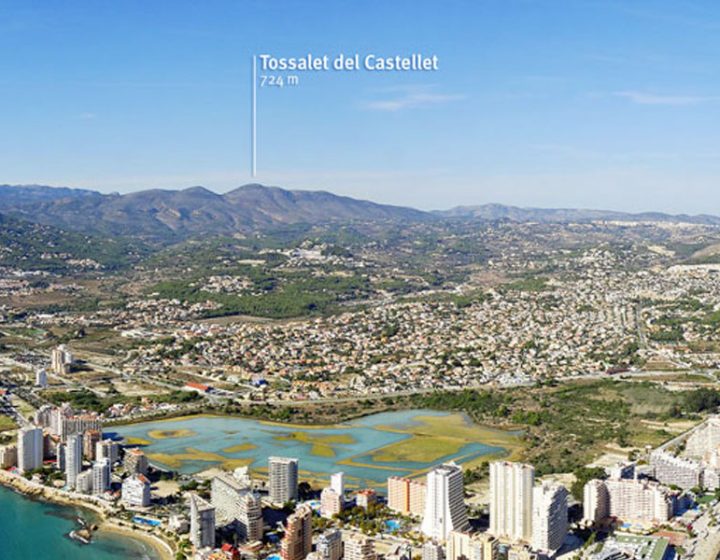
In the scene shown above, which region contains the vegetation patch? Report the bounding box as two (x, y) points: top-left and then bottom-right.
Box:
(221, 443), (257, 454)
(147, 429), (197, 440)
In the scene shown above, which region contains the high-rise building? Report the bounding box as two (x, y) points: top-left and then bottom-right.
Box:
(388, 476), (427, 517)
(269, 456), (299, 504)
(190, 494), (216, 549)
(317, 529), (343, 560)
(0, 444), (17, 469)
(583, 478), (674, 525)
(238, 491), (264, 543)
(55, 442), (66, 471)
(281, 504), (313, 560)
(124, 447), (149, 475)
(344, 534), (376, 560)
(320, 487), (343, 518)
(59, 413), (102, 440)
(65, 434), (83, 490)
(75, 469), (94, 494)
(34, 405), (56, 433)
(583, 479), (609, 525)
(51, 345), (73, 375)
(96, 439), (120, 464)
(330, 472), (345, 496)
(489, 462), (535, 543)
(210, 472), (263, 542)
(35, 369), (48, 388)
(122, 473), (151, 507)
(92, 457), (111, 495)
(83, 429), (101, 460)
(421, 463), (469, 541)
(445, 531), (497, 560)
(531, 481), (568, 553)
(211, 471), (250, 523)
(18, 426), (43, 473)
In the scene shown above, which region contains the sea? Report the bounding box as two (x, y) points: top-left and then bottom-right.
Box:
(0, 485), (160, 560)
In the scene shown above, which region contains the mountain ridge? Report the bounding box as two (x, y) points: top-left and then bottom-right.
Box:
(0, 184), (718, 241)
(434, 203), (720, 225)
(0, 183), (428, 240)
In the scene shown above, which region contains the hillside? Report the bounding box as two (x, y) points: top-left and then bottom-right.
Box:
(0, 184), (429, 240)
(0, 213), (147, 272)
(2, 184), (719, 244)
(436, 203), (720, 225)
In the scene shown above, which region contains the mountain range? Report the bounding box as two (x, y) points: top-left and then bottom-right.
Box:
(0, 183), (718, 241)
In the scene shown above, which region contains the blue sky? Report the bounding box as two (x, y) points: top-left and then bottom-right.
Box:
(0, 0), (719, 213)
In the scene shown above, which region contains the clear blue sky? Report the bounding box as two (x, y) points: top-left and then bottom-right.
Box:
(1, 0), (719, 213)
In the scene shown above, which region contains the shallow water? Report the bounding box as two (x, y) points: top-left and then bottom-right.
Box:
(112, 409), (507, 488)
(0, 485), (160, 560)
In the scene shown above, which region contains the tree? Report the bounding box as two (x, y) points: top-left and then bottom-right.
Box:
(571, 467), (608, 500)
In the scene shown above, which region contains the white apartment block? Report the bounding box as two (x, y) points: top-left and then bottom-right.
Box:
(190, 494), (216, 549)
(18, 426), (43, 473)
(330, 472), (345, 496)
(531, 481), (568, 553)
(421, 463), (469, 541)
(489, 462), (535, 543)
(211, 471), (250, 523)
(92, 458), (111, 495)
(65, 433), (83, 489)
(583, 477), (674, 525)
(96, 439), (120, 464)
(122, 473), (151, 507)
(651, 451), (702, 490)
(269, 456), (299, 504)
(321, 487), (343, 518)
(210, 471), (262, 541)
(76, 469), (93, 494)
(237, 492), (264, 543)
(51, 345), (73, 375)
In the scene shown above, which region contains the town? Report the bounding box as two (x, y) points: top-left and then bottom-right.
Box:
(3, 384), (720, 560)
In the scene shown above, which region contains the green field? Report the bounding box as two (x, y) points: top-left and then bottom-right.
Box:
(0, 415), (17, 432)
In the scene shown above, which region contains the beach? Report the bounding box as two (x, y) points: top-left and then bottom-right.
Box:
(0, 469), (174, 560)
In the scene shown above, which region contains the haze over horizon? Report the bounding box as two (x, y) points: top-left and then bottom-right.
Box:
(1, 0), (719, 214)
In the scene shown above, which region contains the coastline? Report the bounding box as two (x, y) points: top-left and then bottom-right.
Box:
(97, 520), (174, 560)
(0, 469), (175, 560)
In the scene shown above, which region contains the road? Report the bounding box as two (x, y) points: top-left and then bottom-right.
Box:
(685, 499), (720, 560)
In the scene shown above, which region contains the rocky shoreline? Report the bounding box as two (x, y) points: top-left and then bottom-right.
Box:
(0, 469), (174, 560)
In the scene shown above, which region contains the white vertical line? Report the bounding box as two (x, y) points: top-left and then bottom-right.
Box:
(252, 55), (257, 177)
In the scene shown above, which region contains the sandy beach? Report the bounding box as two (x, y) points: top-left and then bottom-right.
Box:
(97, 520), (175, 560)
(0, 470), (175, 560)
